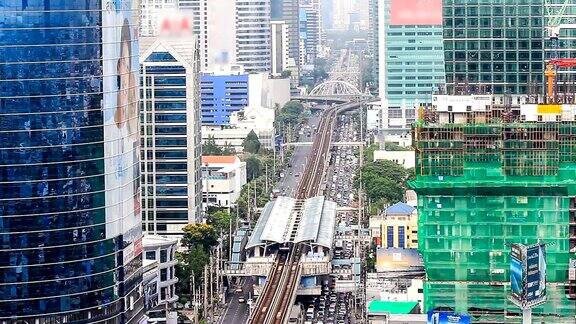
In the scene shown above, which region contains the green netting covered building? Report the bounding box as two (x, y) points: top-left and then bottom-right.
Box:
(410, 121), (576, 323)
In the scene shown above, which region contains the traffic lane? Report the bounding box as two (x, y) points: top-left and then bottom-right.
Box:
(275, 114), (319, 196)
(221, 277), (252, 324)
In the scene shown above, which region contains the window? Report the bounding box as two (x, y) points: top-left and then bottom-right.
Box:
(387, 226), (394, 248)
(398, 226), (406, 248)
(389, 109), (402, 118)
(160, 249), (168, 263)
(145, 251), (156, 260)
(161, 268), (167, 281)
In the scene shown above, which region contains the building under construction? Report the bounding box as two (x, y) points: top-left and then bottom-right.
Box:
(410, 95), (576, 322)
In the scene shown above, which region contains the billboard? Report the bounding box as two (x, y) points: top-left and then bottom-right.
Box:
(510, 243), (547, 309)
(390, 0), (443, 26)
(510, 243), (525, 305)
(102, 0), (142, 263)
(427, 311), (471, 324)
(525, 244), (547, 307)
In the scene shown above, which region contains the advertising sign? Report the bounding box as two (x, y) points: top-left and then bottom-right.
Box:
(390, 0), (443, 26)
(509, 243), (547, 309)
(525, 244), (547, 307)
(427, 311), (471, 324)
(569, 258), (576, 281)
(510, 243), (525, 306)
(102, 0), (142, 262)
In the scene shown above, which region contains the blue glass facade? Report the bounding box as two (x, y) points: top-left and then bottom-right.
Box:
(200, 74), (248, 125)
(0, 1), (143, 322)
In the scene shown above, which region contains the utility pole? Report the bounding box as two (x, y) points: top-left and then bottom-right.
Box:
(265, 162), (269, 193)
(273, 143), (277, 179)
(203, 265), (208, 322)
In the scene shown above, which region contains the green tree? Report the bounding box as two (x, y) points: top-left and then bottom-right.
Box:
(243, 130), (261, 154)
(175, 223), (219, 299)
(276, 101), (305, 137)
(356, 160), (411, 214)
(181, 223), (218, 251)
(206, 209), (233, 234)
(203, 136), (223, 155)
(245, 155), (263, 181)
(222, 142), (236, 155)
(175, 245), (209, 294)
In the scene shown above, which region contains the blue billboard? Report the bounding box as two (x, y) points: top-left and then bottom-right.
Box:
(427, 311), (471, 324)
(525, 244), (547, 307)
(509, 243), (547, 309)
(510, 243), (525, 305)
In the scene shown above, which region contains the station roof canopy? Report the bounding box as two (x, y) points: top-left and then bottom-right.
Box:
(246, 196), (337, 250)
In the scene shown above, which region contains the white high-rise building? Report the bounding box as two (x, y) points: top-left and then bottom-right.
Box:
(140, 35), (204, 235)
(236, 0), (272, 73)
(142, 0), (270, 73)
(140, 0), (178, 37)
(271, 20), (290, 75)
(178, 0), (237, 71)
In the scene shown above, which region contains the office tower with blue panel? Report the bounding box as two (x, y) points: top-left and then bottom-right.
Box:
(140, 36), (203, 235)
(0, 0), (144, 322)
(200, 73), (249, 125)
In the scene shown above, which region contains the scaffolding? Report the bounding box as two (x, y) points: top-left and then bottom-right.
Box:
(411, 121), (576, 322)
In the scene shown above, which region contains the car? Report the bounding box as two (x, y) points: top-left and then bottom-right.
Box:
(235, 287), (243, 293)
(238, 296), (246, 303)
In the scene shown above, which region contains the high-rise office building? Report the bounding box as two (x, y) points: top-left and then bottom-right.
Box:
(299, 3), (320, 65)
(140, 36), (203, 235)
(271, 20), (291, 75)
(271, 0), (300, 72)
(141, 0), (178, 36)
(368, 0), (379, 85)
(443, 0), (545, 95)
(200, 71), (249, 125)
(0, 1), (144, 322)
(412, 97), (576, 322)
(236, 0), (272, 73)
(376, 0), (445, 129)
(187, 0), (237, 72)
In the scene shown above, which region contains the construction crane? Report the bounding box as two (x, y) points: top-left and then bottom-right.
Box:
(545, 58), (576, 101)
(544, 0), (576, 102)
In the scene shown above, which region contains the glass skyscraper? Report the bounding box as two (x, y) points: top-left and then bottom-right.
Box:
(443, 0), (545, 95)
(0, 1), (144, 322)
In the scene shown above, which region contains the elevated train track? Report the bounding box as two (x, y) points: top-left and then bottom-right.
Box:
(248, 100), (366, 324)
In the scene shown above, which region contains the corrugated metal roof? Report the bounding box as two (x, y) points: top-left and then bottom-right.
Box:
(246, 196), (337, 249)
(295, 196), (325, 243)
(261, 196), (296, 243)
(246, 201), (275, 249)
(316, 200), (337, 248)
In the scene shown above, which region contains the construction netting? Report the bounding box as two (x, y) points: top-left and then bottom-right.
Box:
(411, 122), (576, 322)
